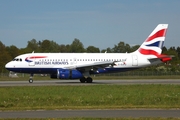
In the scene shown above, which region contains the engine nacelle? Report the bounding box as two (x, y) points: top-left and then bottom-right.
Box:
(51, 69), (83, 79)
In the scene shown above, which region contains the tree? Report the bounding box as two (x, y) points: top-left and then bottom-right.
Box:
(49, 41), (60, 52)
(0, 41), (5, 52)
(112, 41), (131, 53)
(70, 38), (85, 53)
(176, 47), (180, 59)
(6, 45), (20, 59)
(65, 44), (71, 53)
(59, 44), (72, 53)
(101, 47), (112, 53)
(26, 39), (40, 52)
(59, 44), (66, 53)
(162, 46), (167, 53)
(40, 39), (61, 52)
(163, 47), (179, 64)
(130, 45), (140, 52)
(40, 39), (51, 52)
(86, 46), (100, 53)
(0, 41), (11, 73)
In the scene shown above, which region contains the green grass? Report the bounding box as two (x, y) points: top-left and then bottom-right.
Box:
(0, 85), (180, 110)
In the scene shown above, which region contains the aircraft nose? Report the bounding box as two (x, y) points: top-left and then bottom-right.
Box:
(5, 62), (12, 69)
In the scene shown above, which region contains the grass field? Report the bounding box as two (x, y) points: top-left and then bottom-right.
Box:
(0, 84), (180, 110)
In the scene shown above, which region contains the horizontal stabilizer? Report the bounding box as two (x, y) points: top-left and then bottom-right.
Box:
(148, 55), (173, 63)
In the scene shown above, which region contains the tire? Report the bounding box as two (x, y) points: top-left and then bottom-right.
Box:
(29, 79), (33, 83)
(80, 77), (86, 83)
(86, 77), (93, 83)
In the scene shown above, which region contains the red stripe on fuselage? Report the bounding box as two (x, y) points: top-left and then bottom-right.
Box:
(29, 56), (47, 59)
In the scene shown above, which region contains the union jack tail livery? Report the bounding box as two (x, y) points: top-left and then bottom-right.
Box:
(134, 24), (171, 62)
(136, 24), (168, 56)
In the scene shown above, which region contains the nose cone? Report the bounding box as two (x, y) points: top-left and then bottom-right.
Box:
(5, 62), (12, 70)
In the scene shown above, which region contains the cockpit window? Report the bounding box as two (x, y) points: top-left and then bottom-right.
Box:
(13, 58), (23, 62)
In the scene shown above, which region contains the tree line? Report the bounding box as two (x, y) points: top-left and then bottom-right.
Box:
(0, 38), (180, 73)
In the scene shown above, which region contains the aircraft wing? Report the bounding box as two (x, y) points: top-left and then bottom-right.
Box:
(78, 61), (116, 73)
(65, 61), (115, 72)
(77, 61), (114, 68)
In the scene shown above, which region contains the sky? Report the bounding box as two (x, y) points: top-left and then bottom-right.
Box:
(0, 0), (180, 50)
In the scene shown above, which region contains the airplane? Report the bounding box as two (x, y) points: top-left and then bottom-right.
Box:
(5, 24), (172, 83)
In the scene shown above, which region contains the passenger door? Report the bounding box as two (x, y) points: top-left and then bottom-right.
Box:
(132, 55), (138, 66)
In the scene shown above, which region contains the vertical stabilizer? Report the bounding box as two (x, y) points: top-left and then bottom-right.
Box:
(135, 24), (168, 57)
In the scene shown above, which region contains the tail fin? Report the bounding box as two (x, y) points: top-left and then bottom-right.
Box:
(136, 24), (168, 57)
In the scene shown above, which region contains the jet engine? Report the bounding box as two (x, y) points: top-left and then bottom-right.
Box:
(50, 69), (83, 79)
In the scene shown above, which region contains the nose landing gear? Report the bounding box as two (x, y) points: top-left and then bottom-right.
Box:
(29, 73), (33, 83)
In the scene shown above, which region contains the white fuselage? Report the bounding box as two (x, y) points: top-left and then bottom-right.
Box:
(5, 52), (160, 75)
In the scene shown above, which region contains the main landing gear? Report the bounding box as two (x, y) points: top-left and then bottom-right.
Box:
(80, 77), (93, 83)
(29, 73), (33, 83)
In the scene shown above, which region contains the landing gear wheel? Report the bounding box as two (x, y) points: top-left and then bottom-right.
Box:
(29, 73), (34, 83)
(86, 77), (93, 83)
(29, 79), (33, 83)
(80, 77), (86, 83)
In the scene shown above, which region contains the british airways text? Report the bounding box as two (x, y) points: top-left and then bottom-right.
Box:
(35, 61), (69, 65)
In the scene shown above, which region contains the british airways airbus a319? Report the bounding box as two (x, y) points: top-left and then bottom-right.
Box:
(5, 24), (172, 83)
